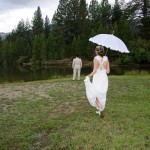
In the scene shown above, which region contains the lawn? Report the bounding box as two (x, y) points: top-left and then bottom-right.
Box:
(0, 76), (150, 150)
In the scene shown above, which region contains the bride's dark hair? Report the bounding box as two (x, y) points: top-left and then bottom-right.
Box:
(95, 45), (104, 57)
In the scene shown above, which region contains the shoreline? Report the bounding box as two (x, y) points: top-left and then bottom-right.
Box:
(22, 59), (150, 67)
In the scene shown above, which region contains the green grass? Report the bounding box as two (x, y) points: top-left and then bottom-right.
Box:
(0, 76), (150, 150)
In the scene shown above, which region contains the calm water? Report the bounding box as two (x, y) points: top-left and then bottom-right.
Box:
(0, 65), (149, 83)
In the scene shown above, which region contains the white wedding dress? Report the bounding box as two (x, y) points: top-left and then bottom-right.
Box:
(84, 56), (108, 111)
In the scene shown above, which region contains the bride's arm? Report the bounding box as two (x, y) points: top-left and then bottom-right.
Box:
(106, 61), (110, 74)
(88, 58), (99, 78)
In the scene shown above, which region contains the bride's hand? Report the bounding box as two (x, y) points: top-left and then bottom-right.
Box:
(86, 76), (90, 79)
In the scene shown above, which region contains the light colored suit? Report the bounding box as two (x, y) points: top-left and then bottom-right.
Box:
(72, 57), (82, 80)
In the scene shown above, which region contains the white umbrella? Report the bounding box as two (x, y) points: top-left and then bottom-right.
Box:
(89, 34), (129, 53)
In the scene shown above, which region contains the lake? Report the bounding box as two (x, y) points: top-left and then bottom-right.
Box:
(0, 65), (149, 83)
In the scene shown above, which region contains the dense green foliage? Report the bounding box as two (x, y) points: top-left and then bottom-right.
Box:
(0, 0), (149, 66)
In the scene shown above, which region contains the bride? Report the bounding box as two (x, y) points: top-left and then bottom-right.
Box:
(84, 45), (110, 118)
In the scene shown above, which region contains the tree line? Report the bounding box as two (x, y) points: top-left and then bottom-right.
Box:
(0, 0), (149, 66)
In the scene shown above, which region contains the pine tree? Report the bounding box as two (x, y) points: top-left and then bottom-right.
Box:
(0, 36), (2, 64)
(32, 34), (42, 61)
(97, 22), (104, 33)
(65, 0), (80, 43)
(47, 33), (55, 60)
(87, 29), (96, 59)
(15, 19), (32, 58)
(77, 0), (89, 55)
(124, 0), (150, 39)
(40, 34), (47, 61)
(51, 0), (69, 47)
(44, 15), (51, 39)
(77, 0), (88, 34)
(71, 36), (81, 56)
(99, 0), (111, 31)
(56, 30), (65, 59)
(32, 6), (44, 35)
(141, 0), (150, 39)
(112, 0), (122, 24)
(52, 0), (68, 27)
(8, 42), (16, 64)
(24, 19), (32, 58)
(88, 0), (100, 30)
(52, 0), (80, 45)
(1, 41), (9, 65)
(16, 19), (26, 36)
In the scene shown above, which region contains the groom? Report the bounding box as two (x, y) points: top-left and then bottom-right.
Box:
(72, 55), (82, 80)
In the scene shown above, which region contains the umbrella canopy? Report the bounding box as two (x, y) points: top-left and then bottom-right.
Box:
(89, 34), (129, 53)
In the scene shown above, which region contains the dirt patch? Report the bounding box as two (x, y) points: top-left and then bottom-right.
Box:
(0, 83), (53, 101)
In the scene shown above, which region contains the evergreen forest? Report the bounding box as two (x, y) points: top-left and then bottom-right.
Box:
(0, 0), (150, 66)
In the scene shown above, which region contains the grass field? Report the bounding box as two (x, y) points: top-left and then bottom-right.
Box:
(0, 76), (150, 150)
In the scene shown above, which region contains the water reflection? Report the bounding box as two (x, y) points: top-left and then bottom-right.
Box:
(0, 65), (149, 83)
(110, 65), (150, 75)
